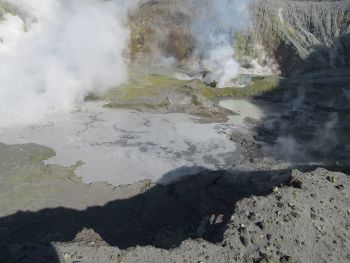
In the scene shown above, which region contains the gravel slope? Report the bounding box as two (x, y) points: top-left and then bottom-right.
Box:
(0, 143), (349, 262)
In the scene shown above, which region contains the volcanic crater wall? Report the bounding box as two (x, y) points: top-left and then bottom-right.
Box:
(129, 0), (350, 76)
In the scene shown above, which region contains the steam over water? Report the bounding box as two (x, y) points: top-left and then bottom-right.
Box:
(0, 0), (253, 126)
(0, 0), (257, 185)
(0, 0), (136, 126)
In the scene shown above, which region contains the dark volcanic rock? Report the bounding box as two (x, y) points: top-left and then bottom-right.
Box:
(2, 167), (349, 262)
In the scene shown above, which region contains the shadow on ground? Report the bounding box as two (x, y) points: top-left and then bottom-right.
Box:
(0, 167), (294, 262)
(251, 33), (350, 164)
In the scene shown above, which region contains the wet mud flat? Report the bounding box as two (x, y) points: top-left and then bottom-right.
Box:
(0, 102), (240, 185)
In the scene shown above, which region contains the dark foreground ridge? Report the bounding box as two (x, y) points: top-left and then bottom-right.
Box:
(0, 168), (290, 261)
(0, 165), (349, 263)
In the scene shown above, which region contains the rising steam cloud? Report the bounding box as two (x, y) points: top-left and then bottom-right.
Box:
(191, 0), (251, 87)
(0, 0), (136, 126)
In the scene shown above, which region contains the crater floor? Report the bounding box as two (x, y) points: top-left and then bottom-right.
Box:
(0, 102), (249, 185)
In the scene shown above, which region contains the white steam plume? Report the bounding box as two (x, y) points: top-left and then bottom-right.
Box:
(191, 0), (251, 87)
(0, 0), (137, 126)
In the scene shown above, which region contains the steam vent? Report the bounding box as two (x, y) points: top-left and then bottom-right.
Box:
(0, 0), (349, 262)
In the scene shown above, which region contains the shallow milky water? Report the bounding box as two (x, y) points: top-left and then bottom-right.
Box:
(0, 102), (239, 185)
(0, 100), (265, 185)
(219, 99), (265, 125)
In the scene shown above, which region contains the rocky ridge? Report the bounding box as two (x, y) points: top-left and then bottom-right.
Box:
(2, 164), (348, 262)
